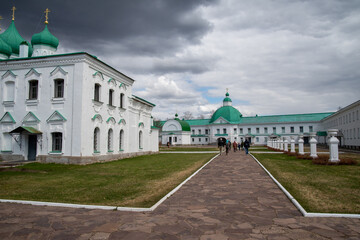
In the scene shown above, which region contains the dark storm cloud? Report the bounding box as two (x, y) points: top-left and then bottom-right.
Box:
(0, 0), (216, 56)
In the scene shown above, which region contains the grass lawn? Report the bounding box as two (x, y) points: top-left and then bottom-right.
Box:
(252, 153), (360, 214)
(0, 153), (216, 207)
(160, 146), (218, 151)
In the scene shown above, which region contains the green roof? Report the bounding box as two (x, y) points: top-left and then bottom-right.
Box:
(174, 118), (191, 131)
(31, 24), (59, 49)
(132, 95), (156, 107)
(210, 106), (242, 124)
(10, 126), (42, 134)
(239, 112), (334, 124)
(1, 20), (25, 55)
(0, 37), (12, 57)
(184, 119), (210, 126)
(223, 97), (232, 102)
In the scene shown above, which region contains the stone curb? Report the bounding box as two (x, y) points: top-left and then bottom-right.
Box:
(160, 151), (219, 153)
(250, 153), (360, 219)
(0, 153), (220, 212)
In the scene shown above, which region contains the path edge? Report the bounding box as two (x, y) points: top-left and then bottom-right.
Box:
(250, 153), (360, 219)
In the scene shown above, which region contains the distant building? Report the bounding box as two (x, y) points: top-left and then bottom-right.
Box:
(160, 91), (360, 149)
(0, 8), (158, 164)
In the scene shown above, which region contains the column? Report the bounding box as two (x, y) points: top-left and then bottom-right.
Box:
(309, 132), (318, 158)
(290, 137), (295, 153)
(280, 138), (284, 151)
(298, 135), (304, 155)
(284, 139), (288, 152)
(328, 129), (340, 163)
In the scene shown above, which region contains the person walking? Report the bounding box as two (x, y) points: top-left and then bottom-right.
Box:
(226, 140), (230, 155)
(218, 138), (225, 155)
(238, 141), (242, 151)
(240, 140), (244, 151)
(233, 141), (237, 152)
(244, 139), (250, 155)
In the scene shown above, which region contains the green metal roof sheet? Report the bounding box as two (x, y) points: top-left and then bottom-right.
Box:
(132, 95), (156, 107)
(174, 118), (191, 131)
(210, 106), (243, 124)
(0, 37), (12, 57)
(10, 126), (42, 134)
(31, 24), (59, 49)
(239, 112), (334, 124)
(0, 20), (25, 55)
(183, 119), (211, 126)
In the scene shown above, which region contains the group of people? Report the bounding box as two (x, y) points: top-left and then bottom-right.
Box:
(218, 138), (250, 155)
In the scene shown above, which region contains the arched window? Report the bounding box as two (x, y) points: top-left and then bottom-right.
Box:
(94, 83), (101, 102)
(119, 129), (124, 150)
(94, 127), (100, 152)
(108, 128), (113, 152)
(4, 82), (15, 102)
(54, 79), (64, 98)
(139, 130), (143, 149)
(120, 93), (124, 108)
(29, 80), (38, 100)
(51, 132), (63, 152)
(109, 89), (114, 106)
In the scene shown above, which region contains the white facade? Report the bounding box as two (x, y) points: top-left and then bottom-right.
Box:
(320, 100), (360, 148)
(161, 119), (191, 145)
(0, 53), (158, 164)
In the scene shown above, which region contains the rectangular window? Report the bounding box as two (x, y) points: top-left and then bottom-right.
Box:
(223, 128), (227, 134)
(300, 126), (304, 133)
(264, 137), (268, 142)
(248, 128), (251, 134)
(256, 137), (259, 142)
(256, 128), (259, 134)
(199, 138), (201, 142)
(120, 93), (124, 108)
(29, 80), (38, 100)
(240, 128), (243, 134)
(264, 127), (268, 134)
(198, 129), (201, 134)
(109, 89), (114, 106)
(94, 84), (100, 101)
(234, 128), (237, 134)
(174, 137), (177, 142)
(217, 129), (220, 134)
(273, 127), (276, 133)
(54, 79), (64, 98)
(353, 112), (355, 121)
(309, 126), (313, 132)
(192, 138), (194, 142)
(205, 129), (209, 134)
(290, 127), (294, 133)
(281, 127), (285, 133)
(192, 130), (195, 134)
(52, 132), (62, 152)
(205, 138), (208, 142)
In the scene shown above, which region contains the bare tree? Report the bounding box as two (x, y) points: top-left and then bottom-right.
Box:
(182, 111), (193, 120)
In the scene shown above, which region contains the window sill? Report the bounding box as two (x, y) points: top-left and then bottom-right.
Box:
(107, 150), (114, 154)
(118, 107), (126, 110)
(92, 100), (104, 106)
(93, 151), (100, 155)
(51, 98), (65, 103)
(49, 151), (63, 155)
(26, 99), (39, 105)
(2, 101), (15, 106)
(107, 105), (116, 110)
(119, 149), (124, 152)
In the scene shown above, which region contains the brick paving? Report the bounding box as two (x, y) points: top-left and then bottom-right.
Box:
(0, 151), (359, 239)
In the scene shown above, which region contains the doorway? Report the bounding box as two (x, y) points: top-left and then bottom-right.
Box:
(28, 135), (37, 161)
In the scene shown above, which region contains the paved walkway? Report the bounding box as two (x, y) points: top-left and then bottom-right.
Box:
(0, 151), (359, 239)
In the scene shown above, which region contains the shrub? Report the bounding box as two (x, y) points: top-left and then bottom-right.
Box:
(312, 155), (357, 165)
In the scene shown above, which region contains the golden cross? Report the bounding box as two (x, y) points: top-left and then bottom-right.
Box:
(11, 6), (16, 21)
(44, 8), (50, 24)
(0, 16), (3, 31)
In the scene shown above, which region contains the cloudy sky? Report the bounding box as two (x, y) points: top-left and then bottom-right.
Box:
(1, 0), (359, 120)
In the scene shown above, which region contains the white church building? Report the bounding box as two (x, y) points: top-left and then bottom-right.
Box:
(0, 8), (158, 164)
(160, 92), (360, 150)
